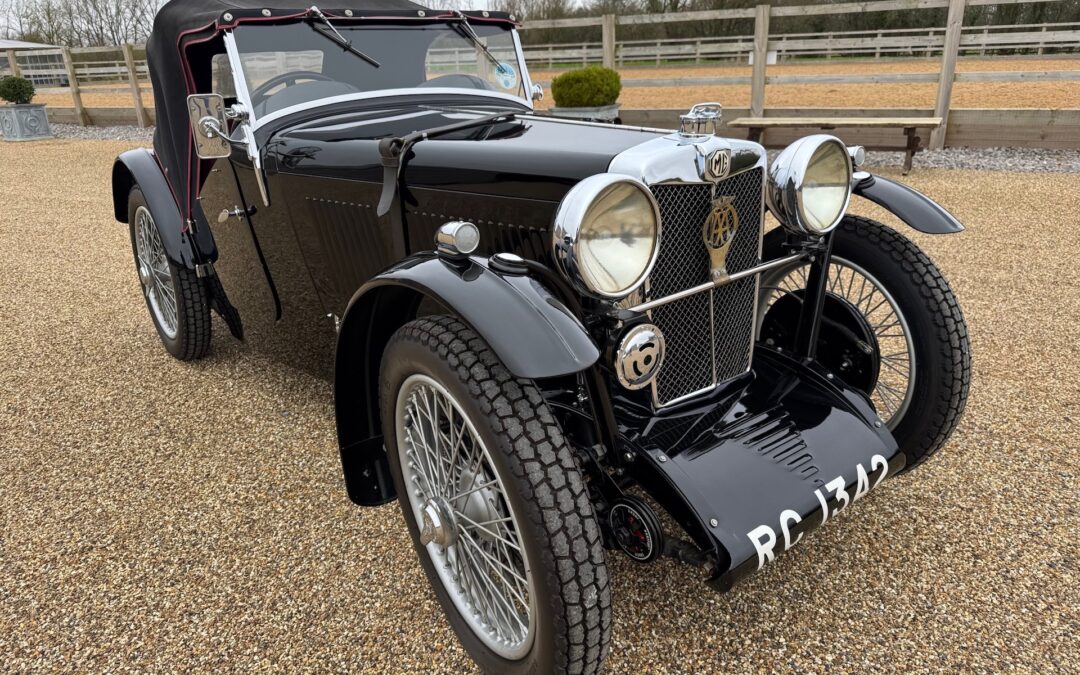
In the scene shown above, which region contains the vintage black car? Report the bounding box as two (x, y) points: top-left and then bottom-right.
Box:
(112, 0), (971, 671)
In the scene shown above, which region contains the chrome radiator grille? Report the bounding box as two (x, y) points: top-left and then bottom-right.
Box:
(648, 169), (764, 406)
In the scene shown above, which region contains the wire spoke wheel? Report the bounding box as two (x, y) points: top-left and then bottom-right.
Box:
(760, 256), (916, 429)
(134, 205), (178, 339)
(395, 373), (535, 660)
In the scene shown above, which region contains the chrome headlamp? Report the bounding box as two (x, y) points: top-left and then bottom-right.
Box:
(552, 174), (661, 300)
(766, 135), (853, 235)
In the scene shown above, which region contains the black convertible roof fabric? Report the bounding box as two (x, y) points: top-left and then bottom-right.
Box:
(146, 0), (514, 219)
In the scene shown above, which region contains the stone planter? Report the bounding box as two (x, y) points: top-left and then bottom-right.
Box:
(0, 103), (53, 141)
(548, 103), (621, 124)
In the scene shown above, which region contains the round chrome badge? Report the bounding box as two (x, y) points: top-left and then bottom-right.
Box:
(615, 324), (666, 390)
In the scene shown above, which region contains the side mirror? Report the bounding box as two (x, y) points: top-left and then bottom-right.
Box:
(531, 83), (544, 102)
(187, 93), (232, 159)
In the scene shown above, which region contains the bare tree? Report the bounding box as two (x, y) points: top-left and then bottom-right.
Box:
(5, 0), (160, 45)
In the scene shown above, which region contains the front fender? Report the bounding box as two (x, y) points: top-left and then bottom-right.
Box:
(111, 148), (216, 269)
(362, 254), (600, 379)
(333, 253), (600, 505)
(852, 173), (964, 234)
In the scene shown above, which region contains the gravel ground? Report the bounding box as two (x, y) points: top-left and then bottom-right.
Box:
(46, 122), (155, 142)
(860, 147), (1080, 172)
(1, 139), (1077, 673)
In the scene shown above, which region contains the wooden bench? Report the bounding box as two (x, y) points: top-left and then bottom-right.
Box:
(727, 117), (943, 175)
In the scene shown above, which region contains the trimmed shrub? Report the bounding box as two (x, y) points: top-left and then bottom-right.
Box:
(551, 66), (621, 108)
(0, 76), (35, 105)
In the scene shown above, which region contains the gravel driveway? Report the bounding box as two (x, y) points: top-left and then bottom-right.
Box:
(0, 139), (1076, 672)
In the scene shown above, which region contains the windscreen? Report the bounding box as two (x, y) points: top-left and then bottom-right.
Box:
(225, 20), (526, 119)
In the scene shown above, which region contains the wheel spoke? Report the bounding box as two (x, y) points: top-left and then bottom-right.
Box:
(456, 540), (521, 638)
(135, 207), (179, 336)
(456, 511), (523, 552)
(457, 529), (530, 620)
(448, 478), (499, 505)
(458, 527), (529, 590)
(396, 376), (533, 656)
(763, 259), (916, 430)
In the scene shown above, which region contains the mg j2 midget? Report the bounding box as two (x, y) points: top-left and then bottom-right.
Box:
(112, 0), (972, 671)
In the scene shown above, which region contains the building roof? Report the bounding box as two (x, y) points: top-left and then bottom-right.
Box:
(0, 39), (59, 49)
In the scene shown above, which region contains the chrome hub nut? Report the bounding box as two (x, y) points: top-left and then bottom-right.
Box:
(419, 499), (456, 548)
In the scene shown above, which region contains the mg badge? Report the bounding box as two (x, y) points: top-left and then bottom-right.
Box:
(706, 149), (731, 181)
(703, 196), (740, 279)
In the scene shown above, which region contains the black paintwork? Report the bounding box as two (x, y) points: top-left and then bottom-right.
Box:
(114, 38), (964, 593)
(619, 347), (904, 591)
(196, 107), (658, 378)
(854, 173), (965, 234)
(333, 254), (600, 504)
(760, 292), (882, 397)
(266, 106), (661, 203)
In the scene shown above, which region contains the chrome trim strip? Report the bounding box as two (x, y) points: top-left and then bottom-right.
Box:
(750, 162), (767, 381)
(223, 32), (256, 120)
(224, 32), (269, 205)
(512, 29), (534, 103)
(628, 254), (805, 314)
(250, 88), (532, 130)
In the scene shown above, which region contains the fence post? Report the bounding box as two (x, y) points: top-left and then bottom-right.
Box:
(6, 49), (20, 77)
(61, 46), (89, 126)
(751, 4), (771, 119)
(931, 0), (966, 150)
(122, 43), (149, 128)
(602, 14), (616, 69)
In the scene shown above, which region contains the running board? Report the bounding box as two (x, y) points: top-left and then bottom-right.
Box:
(622, 347), (905, 592)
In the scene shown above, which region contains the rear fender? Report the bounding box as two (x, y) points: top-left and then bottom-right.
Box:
(334, 253), (600, 506)
(112, 148), (216, 268)
(852, 173), (964, 234)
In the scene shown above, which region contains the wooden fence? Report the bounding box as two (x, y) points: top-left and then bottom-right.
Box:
(2, 0), (1079, 149)
(521, 21), (1080, 67)
(522, 0), (1080, 148)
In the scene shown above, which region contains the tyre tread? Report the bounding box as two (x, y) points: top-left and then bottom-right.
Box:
(387, 315), (611, 674)
(838, 216), (971, 468)
(172, 265), (212, 361)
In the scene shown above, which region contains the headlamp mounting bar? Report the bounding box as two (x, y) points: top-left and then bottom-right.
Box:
(628, 253), (806, 314)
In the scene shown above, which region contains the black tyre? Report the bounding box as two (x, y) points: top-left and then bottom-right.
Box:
(127, 187), (211, 360)
(379, 316), (611, 674)
(760, 216), (970, 470)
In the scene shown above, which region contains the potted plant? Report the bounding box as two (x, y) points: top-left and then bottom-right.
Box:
(549, 65), (622, 123)
(0, 76), (52, 141)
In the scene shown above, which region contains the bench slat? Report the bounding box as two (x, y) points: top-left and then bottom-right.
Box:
(728, 116), (943, 128)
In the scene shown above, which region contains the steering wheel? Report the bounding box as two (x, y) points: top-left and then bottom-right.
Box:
(250, 70), (334, 105)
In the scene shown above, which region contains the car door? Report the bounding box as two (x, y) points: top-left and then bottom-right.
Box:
(198, 146), (336, 380)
